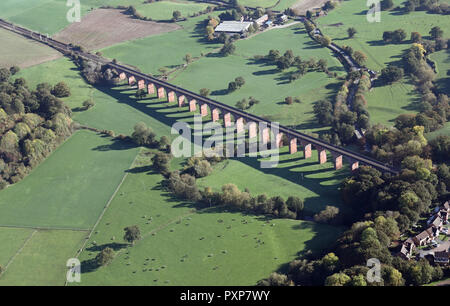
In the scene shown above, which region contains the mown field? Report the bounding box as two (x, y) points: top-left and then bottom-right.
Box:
(316, 0), (450, 127)
(73, 151), (342, 286)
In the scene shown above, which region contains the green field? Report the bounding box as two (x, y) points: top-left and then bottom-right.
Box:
(135, 1), (213, 21)
(0, 28), (61, 68)
(317, 0), (450, 71)
(0, 228), (34, 268)
(73, 152), (342, 285)
(0, 229), (87, 285)
(316, 0), (450, 127)
(198, 148), (348, 214)
(100, 13), (222, 75)
(0, 130), (138, 229)
(171, 23), (345, 132)
(364, 81), (420, 126)
(429, 49), (450, 95)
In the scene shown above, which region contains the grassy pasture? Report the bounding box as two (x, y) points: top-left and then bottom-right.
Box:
(429, 49), (450, 96)
(317, 0), (450, 71)
(0, 130), (138, 229)
(0, 28), (61, 69)
(316, 0), (450, 127)
(100, 14), (223, 74)
(135, 1), (213, 21)
(73, 151), (342, 285)
(364, 81), (420, 127)
(0, 229), (87, 285)
(198, 145), (348, 214)
(0, 228), (34, 268)
(171, 23), (345, 132)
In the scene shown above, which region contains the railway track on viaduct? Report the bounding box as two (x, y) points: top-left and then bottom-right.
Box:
(0, 19), (399, 175)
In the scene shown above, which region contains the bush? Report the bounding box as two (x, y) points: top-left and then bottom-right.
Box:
(82, 99), (95, 110)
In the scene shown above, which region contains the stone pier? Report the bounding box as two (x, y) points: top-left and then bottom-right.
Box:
(302, 143), (312, 159)
(212, 108), (219, 122)
(317, 147), (327, 164)
(138, 80), (145, 90)
(157, 87), (165, 99)
(178, 95), (185, 107)
(275, 133), (283, 148)
(248, 122), (257, 138)
(147, 83), (155, 95)
(289, 138), (297, 154)
(128, 76), (136, 86)
(200, 104), (208, 117)
(224, 113), (232, 127)
(333, 154), (343, 170)
(168, 91), (175, 103)
(261, 127), (270, 144)
(119, 72), (126, 80)
(236, 117), (244, 133)
(189, 99), (197, 112)
(351, 161), (359, 171)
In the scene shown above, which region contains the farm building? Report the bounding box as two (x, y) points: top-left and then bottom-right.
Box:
(214, 21), (253, 35)
(255, 14), (268, 26)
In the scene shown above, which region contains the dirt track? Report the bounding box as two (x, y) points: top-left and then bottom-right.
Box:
(53, 9), (181, 51)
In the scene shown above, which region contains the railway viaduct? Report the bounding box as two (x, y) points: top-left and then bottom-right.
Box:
(0, 19), (399, 175)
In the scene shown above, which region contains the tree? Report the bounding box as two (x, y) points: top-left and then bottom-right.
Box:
(199, 88), (210, 97)
(381, 0), (394, 10)
(314, 205), (340, 224)
(235, 98), (249, 110)
(96, 247), (115, 266)
(228, 81), (238, 92)
(429, 26), (443, 40)
(9, 66), (20, 75)
(51, 82), (71, 98)
(286, 196), (304, 217)
(132, 122), (156, 146)
(220, 42), (235, 56)
(313, 100), (333, 125)
(123, 225), (141, 244)
(257, 272), (293, 286)
(184, 53), (192, 64)
(235, 76), (245, 88)
(317, 35), (332, 46)
(353, 51), (367, 66)
(380, 66), (404, 84)
(82, 99), (95, 110)
(325, 272), (351, 286)
(0, 68), (11, 82)
(410, 32), (422, 43)
(135, 89), (147, 99)
(393, 29), (407, 43)
(347, 27), (357, 38)
(172, 10), (181, 21)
